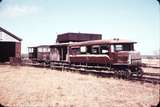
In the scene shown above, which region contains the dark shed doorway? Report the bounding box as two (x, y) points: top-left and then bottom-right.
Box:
(0, 42), (15, 62)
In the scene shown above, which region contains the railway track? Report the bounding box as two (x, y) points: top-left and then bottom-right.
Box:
(25, 62), (160, 85)
(67, 67), (160, 84)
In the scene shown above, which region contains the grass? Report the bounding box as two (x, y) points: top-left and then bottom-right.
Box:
(0, 65), (159, 107)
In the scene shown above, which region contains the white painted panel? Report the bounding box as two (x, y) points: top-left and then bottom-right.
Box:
(0, 31), (19, 42)
(50, 48), (60, 61)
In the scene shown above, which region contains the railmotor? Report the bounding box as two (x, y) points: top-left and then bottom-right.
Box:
(69, 38), (143, 78)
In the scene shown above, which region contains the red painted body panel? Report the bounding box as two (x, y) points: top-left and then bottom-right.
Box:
(68, 39), (136, 65)
(70, 55), (110, 64)
(110, 52), (129, 64)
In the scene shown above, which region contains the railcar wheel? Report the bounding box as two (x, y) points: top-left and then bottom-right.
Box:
(114, 70), (119, 78)
(130, 67), (143, 78)
(114, 70), (121, 78)
(117, 70), (126, 79)
(136, 67), (143, 78)
(124, 69), (132, 79)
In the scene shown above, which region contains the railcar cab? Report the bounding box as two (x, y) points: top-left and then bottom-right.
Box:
(108, 38), (143, 77)
(109, 38), (141, 66)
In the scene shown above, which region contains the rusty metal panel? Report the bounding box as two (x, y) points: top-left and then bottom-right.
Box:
(15, 42), (21, 58)
(69, 55), (110, 64)
(37, 52), (50, 61)
(56, 33), (102, 43)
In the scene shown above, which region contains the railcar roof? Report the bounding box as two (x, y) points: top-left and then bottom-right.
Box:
(50, 42), (70, 47)
(57, 32), (102, 36)
(69, 39), (137, 46)
(28, 45), (51, 48)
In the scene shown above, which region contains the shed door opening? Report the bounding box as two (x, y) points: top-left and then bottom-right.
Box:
(0, 42), (15, 62)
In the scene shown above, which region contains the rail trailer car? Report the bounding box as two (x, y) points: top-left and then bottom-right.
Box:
(28, 45), (50, 64)
(28, 32), (102, 64)
(68, 38), (143, 77)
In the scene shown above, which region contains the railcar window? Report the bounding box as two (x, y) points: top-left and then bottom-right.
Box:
(114, 44), (134, 51)
(115, 45), (123, 51)
(71, 48), (80, 54)
(92, 45), (100, 54)
(100, 45), (109, 54)
(43, 48), (47, 52)
(47, 48), (50, 52)
(28, 48), (33, 53)
(123, 44), (134, 51)
(38, 48), (43, 52)
(92, 48), (99, 54)
(41, 48), (50, 52)
(80, 46), (87, 54)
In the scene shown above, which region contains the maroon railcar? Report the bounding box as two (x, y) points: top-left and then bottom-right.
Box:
(69, 38), (143, 76)
(29, 32), (102, 64)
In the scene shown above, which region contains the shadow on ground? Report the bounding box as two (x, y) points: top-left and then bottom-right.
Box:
(0, 104), (5, 107)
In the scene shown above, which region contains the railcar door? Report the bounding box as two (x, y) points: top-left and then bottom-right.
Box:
(33, 48), (38, 59)
(50, 47), (60, 61)
(109, 45), (118, 64)
(59, 46), (67, 61)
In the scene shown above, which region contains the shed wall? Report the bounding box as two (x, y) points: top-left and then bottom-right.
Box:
(15, 42), (21, 58)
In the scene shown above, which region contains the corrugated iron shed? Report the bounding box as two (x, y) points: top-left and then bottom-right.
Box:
(0, 26), (22, 62)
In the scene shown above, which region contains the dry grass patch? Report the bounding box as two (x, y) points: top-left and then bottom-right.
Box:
(0, 65), (159, 107)
(142, 58), (160, 68)
(142, 67), (160, 74)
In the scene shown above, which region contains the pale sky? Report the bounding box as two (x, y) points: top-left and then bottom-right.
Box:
(0, 0), (159, 55)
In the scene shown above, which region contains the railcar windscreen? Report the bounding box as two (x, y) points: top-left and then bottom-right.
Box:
(114, 43), (134, 51)
(100, 45), (109, 54)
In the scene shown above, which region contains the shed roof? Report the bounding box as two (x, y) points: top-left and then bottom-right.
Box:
(0, 26), (22, 41)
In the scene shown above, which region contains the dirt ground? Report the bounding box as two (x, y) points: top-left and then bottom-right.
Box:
(0, 65), (159, 107)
